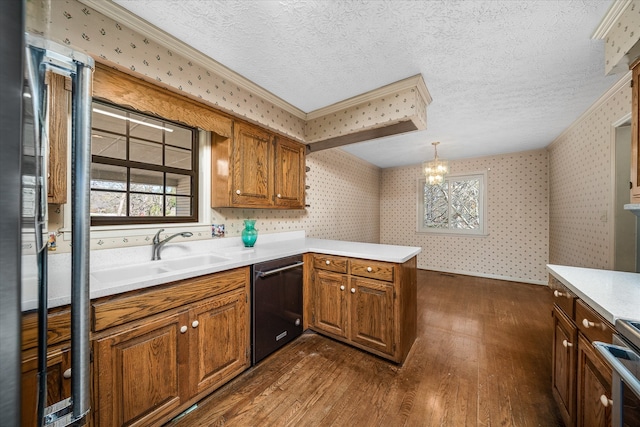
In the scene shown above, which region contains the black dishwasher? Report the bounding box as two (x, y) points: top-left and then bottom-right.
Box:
(252, 255), (304, 365)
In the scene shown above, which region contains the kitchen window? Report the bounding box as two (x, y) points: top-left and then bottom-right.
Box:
(90, 100), (198, 225)
(417, 172), (487, 235)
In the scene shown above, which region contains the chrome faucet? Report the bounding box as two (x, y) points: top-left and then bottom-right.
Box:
(152, 229), (193, 260)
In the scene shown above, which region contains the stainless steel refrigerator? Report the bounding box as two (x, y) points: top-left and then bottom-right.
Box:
(1, 1), (94, 425)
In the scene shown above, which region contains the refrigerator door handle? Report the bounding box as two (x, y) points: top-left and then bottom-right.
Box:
(26, 35), (94, 427)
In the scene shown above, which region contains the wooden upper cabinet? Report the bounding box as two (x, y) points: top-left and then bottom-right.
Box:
(46, 70), (71, 204)
(632, 61), (640, 203)
(231, 121), (274, 207)
(274, 136), (306, 209)
(211, 120), (306, 209)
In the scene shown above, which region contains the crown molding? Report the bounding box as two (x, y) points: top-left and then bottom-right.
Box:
(78, 0), (307, 120)
(306, 74), (432, 120)
(548, 70), (631, 149)
(592, 0), (632, 40)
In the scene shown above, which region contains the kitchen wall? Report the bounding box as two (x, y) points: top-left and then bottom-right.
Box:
(548, 75), (632, 269)
(380, 150), (549, 284)
(41, 0), (382, 253)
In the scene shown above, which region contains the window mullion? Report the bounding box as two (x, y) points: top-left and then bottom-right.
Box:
(125, 117), (131, 217)
(446, 181), (452, 230)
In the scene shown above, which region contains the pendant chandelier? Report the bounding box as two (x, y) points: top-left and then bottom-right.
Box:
(423, 141), (449, 185)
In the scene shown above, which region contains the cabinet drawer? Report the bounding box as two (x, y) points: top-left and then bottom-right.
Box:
(312, 254), (348, 274)
(549, 276), (576, 319)
(92, 267), (248, 332)
(575, 299), (614, 344)
(22, 306), (71, 351)
(350, 259), (394, 282)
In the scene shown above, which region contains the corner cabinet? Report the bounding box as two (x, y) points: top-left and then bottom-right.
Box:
(211, 120), (306, 209)
(305, 253), (417, 364)
(91, 268), (250, 427)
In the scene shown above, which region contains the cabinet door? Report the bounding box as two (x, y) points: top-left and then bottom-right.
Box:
(576, 334), (612, 427)
(93, 310), (188, 427)
(312, 270), (348, 338)
(21, 344), (71, 427)
(274, 137), (305, 209)
(46, 71), (71, 204)
(552, 306), (577, 427)
(231, 121), (273, 207)
(349, 277), (394, 355)
(632, 61), (640, 203)
(189, 289), (249, 396)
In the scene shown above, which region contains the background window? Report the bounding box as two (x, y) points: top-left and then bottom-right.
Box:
(417, 172), (487, 235)
(90, 100), (198, 225)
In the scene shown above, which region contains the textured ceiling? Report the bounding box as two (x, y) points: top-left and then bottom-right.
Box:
(113, 0), (620, 168)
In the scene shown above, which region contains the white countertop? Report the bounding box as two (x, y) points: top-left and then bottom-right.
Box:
(24, 231), (421, 312)
(547, 264), (640, 324)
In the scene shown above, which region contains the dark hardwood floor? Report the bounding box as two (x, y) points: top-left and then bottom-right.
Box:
(168, 270), (564, 427)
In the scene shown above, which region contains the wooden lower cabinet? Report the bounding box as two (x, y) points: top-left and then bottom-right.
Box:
(576, 333), (612, 427)
(92, 269), (250, 427)
(313, 270), (348, 338)
(349, 276), (394, 355)
(308, 254), (416, 363)
(188, 289), (248, 397)
(552, 305), (577, 427)
(21, 344), (72, 427)
(94, 310), (187, 427)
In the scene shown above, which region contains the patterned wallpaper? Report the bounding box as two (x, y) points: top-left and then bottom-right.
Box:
(305, 87), (426, 143)
(380, 150), (549, 284)
(604, 0), (640, 75)
(36, 0), (428, 147)
(548, 80), (631, 269)
(37, 0), (307, 139)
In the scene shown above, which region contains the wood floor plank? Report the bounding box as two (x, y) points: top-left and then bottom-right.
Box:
(168, 270), (564, 427)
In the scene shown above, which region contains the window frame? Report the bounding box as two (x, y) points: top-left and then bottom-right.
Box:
(416, 171), (488, 236)
(89, 99), (199, 226)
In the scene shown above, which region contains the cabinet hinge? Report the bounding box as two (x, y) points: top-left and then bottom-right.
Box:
(246, 348), (249, 359)
(312, 314), (315, 324)
(631, 79), (634, 88)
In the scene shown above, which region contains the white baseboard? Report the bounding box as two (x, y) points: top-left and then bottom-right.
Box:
(418, 266), (548, 286)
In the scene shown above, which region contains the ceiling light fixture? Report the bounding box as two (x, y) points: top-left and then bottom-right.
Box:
(92, 108), (174, 132)
(423, 141), (449, 185)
